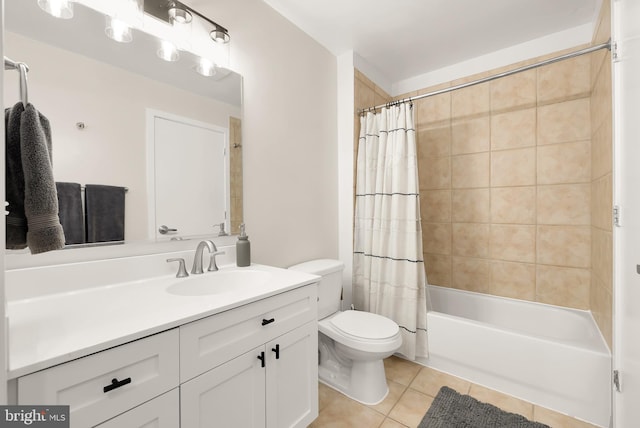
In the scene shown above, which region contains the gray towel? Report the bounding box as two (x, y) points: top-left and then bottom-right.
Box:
(20, 104), (65, 254)
(56, 182), (85, 245)
(5, 102), (27, 249)
(85, 184), (126, 243)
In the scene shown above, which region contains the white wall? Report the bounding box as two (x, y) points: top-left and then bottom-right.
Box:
(3, 32), (240, 242)
(195, 0), (339, 267)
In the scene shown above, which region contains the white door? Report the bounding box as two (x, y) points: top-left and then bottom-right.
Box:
(181, 347), (266, 428)
(148, 110), (229, 241)
(613, 0), (640, 426)
(266, 322), (318, 428)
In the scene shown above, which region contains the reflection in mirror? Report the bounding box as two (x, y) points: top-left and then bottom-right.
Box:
(4, 0), (243, 256)
(148, 109), (230, 242)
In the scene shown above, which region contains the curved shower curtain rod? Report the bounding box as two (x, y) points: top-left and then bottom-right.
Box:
(359, 40), (612, 115)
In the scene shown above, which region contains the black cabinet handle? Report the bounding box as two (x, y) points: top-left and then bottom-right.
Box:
(272, 344), (280, 359)
(261, 318), (275, 326)
(257, 351), (265, 368)
(103, 377), (131, 393)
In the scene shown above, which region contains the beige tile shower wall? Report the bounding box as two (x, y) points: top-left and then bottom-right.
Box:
(413, 51), (600, 311)
(229, 116), (243, 234)
(590, 0), (613, 349)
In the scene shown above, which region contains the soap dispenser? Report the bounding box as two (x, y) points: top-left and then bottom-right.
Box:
(236, 224), (251, 267)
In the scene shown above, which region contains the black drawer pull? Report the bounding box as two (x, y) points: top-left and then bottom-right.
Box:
(261, 318), (275, 326)
(257, 351), (265, 368)
(103, 377), (131, 393)
(272, 344), (280, 359)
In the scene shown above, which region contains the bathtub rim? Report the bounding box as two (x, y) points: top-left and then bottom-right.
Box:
(426, 284), (611, 355)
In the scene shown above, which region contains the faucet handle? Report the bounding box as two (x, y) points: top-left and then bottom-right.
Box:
(167, 258), (189, 278)
(207, 251), (226, 272)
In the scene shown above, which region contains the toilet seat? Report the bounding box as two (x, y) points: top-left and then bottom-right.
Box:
(319, 311), (402, 354)
(330, 310), (399, 340)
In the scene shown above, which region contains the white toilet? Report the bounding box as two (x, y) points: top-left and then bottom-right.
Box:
(289, 259), (402, 405)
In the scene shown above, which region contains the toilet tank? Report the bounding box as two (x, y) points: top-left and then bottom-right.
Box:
(288, 259), (345, 319)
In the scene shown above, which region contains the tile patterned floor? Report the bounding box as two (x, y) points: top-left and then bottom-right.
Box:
(309, 356), (601, 428)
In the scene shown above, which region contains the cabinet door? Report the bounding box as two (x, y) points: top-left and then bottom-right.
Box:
(95, 388), (179, 428)
(266, 322), (318, 428)
(181, 346), (266, 428)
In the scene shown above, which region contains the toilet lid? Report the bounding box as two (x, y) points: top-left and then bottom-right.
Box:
(330, 311), (399, 340)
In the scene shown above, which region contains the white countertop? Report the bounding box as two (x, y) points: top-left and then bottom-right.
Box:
(7, 263), (319, 379)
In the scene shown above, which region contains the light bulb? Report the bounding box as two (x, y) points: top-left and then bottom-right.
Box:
(104, 0), (143, 43)
(194, 57), (216, 77)
(105, 16), (132, 43)
(158, 41), (179, 62)
(37, 0), (74, 19)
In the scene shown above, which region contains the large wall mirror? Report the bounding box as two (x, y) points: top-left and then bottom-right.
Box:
(4, 0), (243, 263)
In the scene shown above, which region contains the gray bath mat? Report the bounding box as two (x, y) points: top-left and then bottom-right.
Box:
(419, 386), (551, 428)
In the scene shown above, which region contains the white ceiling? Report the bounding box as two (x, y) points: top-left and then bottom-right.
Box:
(263, 0), (602, 90)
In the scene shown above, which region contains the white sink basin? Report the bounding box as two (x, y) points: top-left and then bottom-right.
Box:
(166, 269), (272, 296)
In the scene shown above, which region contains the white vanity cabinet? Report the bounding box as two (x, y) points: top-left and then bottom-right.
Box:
(12, 279), (319, 428)
(180, 285), (318, 428)
(17, 329), (180, 428)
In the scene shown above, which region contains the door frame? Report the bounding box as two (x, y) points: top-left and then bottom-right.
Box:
(612, 0), (640, 425)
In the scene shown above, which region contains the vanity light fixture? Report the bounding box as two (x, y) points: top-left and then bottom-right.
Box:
(144, 0), (230, 47)
(210, 24), (230, 44)
(37, 0), (231, 70)
(37, 0), (74, 19)
(194, 57), (216, 77)
(157, 40), (179, 62)
(105, 0), (144, 43)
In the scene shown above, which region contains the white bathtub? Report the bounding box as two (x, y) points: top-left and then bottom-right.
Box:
(419, 285), (611, 427)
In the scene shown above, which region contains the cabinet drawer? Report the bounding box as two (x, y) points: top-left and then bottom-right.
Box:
(18, 329), (179, 428)
(96, 388), (179, 428)
(180, 284), (317, 381)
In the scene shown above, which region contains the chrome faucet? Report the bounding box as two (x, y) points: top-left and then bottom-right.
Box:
(191, 240), (225, 274)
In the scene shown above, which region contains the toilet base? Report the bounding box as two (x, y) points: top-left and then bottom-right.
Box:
(318, 359), (390, 405)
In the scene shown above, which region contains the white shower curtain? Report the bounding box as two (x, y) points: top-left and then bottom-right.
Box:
(352, 102), (429, 360)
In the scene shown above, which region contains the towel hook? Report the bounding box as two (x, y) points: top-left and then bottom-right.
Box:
(17, 63), (28, 106)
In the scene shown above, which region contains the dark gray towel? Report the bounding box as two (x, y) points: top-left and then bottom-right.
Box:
(5, 102), (27, 249)
(56, 182), (85, 245)
(5, 102), (65, 253)
(85, 184), (126, 243)
(20, 104), (65, 254)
